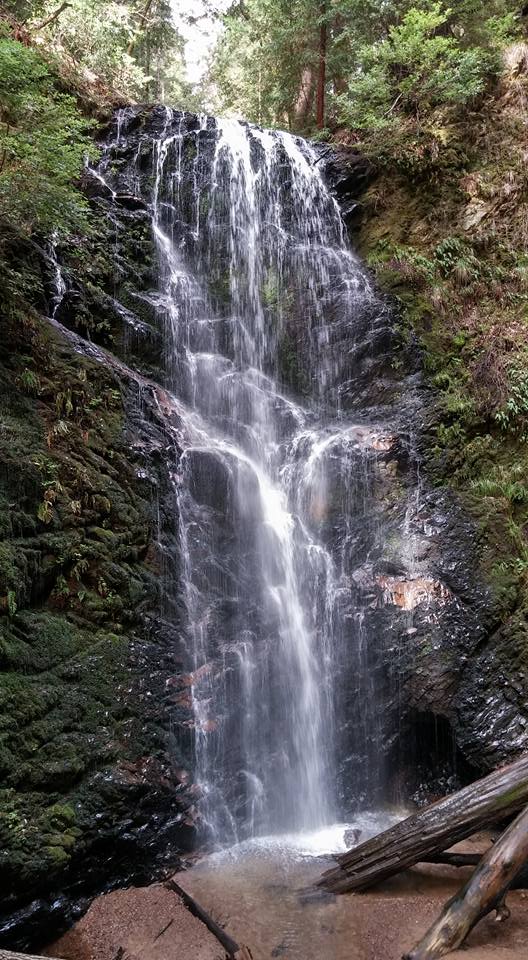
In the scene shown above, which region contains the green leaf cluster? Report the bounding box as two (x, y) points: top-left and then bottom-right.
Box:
(494, 368), (528, 442)
(0, 36), (93, 235)
(25, 0), (193, 104)
(338, 4), (491, 132)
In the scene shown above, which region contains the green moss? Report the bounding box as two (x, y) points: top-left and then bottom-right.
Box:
(43, 802), (75, 826)
(0, 106), (203, 906)
(43, 845), (70, 865)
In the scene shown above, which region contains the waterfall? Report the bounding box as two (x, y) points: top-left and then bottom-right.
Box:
(94, 107), (405, 843)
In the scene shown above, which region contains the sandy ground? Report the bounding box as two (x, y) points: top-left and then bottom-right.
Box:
(48, 884), (224, 960)
(47, 837), (528, 960)
(348, 869), (528, 960)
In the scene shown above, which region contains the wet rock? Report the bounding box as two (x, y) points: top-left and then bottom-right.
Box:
(0, 295), (194, 948)
(376, 575), (451, 611)
(185, 448), (232, 511)
(319, 146), (376, 230)
(2, 102), (526, 951)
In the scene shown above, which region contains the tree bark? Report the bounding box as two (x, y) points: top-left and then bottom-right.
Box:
(318, 753), (528, 893)
(316, 2), (327, 129)
(294, 66), (315, 127)
(403, 804), (528, 959)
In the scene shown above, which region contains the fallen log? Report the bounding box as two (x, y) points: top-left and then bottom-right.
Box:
(319, 753), (528, 893)
(403, 803), (528, 959)
(421, 852), (528, 889)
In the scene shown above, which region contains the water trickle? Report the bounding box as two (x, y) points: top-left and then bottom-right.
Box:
(95, 108), (411, 843)
(47, 233), (66, 320)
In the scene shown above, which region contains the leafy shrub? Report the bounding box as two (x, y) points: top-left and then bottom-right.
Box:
(338, 4), (489, 133)
(494, 367), (528, 441)
(0, 36), (94, 235)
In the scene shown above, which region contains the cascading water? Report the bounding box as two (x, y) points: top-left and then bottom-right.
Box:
(92, 106), (412, 845)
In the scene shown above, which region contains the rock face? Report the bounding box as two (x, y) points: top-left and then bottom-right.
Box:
(1, 106), (527, 948)
(0, 190), (197, 946)
(329, 143), (528, 785)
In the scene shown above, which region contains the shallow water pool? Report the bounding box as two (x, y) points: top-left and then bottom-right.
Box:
(176, 814), (404, 960)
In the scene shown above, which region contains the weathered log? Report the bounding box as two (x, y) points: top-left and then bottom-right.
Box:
(319, 753), (528, 893)
(403, 804), (528, 959)
(421, 852), (528, 888)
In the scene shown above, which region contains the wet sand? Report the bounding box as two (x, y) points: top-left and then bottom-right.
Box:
(48, 884), (223, 960)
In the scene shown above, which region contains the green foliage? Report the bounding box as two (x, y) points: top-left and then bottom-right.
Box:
(28, 0), (193, 104)
(434, 237), (483, 286)
(18, 367), (40, 395)
(210, 0), (520, 137)
(494, 368), (528, 441)
(0, 36), (93, 235)
(44, 0), (147, 94)
(6, 590), (17, 617)
(338, 4), (488, 132)
(262, 269), (280, 308)
(210, 0), (320, 128)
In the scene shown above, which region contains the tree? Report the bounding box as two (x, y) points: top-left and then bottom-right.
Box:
(337, 4), (489, 132)
(316, 0), (327, 128)
(16, 0), (191, 102)
(208, 0), (521, 134)
(209, 0), (322, 128)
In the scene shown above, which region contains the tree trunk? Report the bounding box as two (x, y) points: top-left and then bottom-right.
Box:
(318, 754), (528, 893)
(331, 13), (346, 95)
(127, 0), (155, 56)
(294, 66), (315, 127)
(403, 804), (528, 959)
(316, 2), (327, 129)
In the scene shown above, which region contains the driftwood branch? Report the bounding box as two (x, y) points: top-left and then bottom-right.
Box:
(403, 804), (528, 959)
(31, 2), (72, 31)
(318, 753), (528, 893)
(165, 878), (240, 957)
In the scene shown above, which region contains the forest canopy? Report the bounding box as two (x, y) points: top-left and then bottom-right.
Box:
(0, 0), (525, 238)
(209, 1), (523, 134)
(3, 0), (193, 101)
(0, 0), (194, 237)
